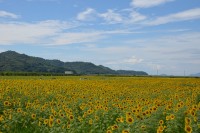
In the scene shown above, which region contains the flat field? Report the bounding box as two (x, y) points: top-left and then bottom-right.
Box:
(0, 76), (199, 133)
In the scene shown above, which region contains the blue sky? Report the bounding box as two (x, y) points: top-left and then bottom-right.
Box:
(0, 0), (200, 75)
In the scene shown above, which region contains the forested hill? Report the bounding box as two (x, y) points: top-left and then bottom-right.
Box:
(0, 51), (148, 75)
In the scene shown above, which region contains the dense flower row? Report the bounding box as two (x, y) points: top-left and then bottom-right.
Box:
(0, 76), (199, 133)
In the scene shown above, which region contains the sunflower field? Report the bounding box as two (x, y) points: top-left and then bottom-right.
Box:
(0, 76), (199, 133)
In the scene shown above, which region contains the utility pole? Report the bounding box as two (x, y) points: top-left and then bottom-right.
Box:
(156, 66), (158, 76)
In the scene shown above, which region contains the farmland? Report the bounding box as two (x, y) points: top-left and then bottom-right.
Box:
(0, 76), (200, 133)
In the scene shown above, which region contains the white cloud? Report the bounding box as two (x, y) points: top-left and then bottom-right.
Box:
(76, 8), (147, 24)
(124, 32), (200, 75)
(83, 46), (135, 54)
(52, 29), (143, 46)
(0, 10), (19, 19)
(104, 56), (143, 70)
(0, 20), (76, 45)
(77, 8), (123, 24)
(51, 32), (104, 45)
(131, 0), (174, 8)
(99, 9), (123, 24)
(76, 8), (96, 21)
(123, 56), (143, 64)
(127, 32), (200, 64)
(76, 7), (200, 26)
(128, 11), (147, 23)
(146, 8), (200, 25)
(1, 19), (137, 45)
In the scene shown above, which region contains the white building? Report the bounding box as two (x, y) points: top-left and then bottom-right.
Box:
(65, 71), (73, 75)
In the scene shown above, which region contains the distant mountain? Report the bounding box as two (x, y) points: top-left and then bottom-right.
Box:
(0, 51), (69, 73)
(0, 51), (148, 75)
(63, 63), (116, 75)
(190, 73), (200, 77)
(116, 70), (148, 76)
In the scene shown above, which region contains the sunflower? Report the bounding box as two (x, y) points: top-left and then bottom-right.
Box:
(141, 125), (146, 130)
(106, 130), (112, 133)
(177, 103), (181, 108)
(59, 113), (65, 118)
(132, 108), (136, 113)
(89, 119), (93, 125)
(4, 101), (9, 106)
(49, 119), (53, 127)
(69, 115), (74, 121)
(142, 112), (146, 116)
(166, 116), (170, 121)
(44, 119), (49, 125)
(120, 117), (124, 122)
(17, 108), (22, 113)
(190, 111), (195, 116)
(158, 126), (164, 131)
(31, 114), (36, 119)
(126, 116), (134, 124)
(122, 129), (129, 133)
(113, 125), (118, 129)
(185, 125), (192, 133)
(0, 115), (4, 122)
(111, 125), (115, 130)
(87, 109), (92, 115)
(104, 107), (108, 111)
(145, 110), (149, 115)
(185, 117), (191, 125)
(170, 114), (175, 120)
(157, 129), (162, 133)
(159, 120), (164, 125)
(153, 106), (157, 111)
(56, 119), (61, 124)
(67, 124), (70, 129)
(49, 115), (54, 120)
(53, 111), (57, 116)
(95, 115), (99, 121)
(116, 118), (121, 122)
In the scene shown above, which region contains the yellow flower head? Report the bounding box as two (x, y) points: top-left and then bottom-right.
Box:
(185, 117), (191, 125)
(141, 125), (146, 129)
(170, 114), (175, 120)
(0, 115), (4, 122)
(158, 126), (164, 131)
(17, 108), (22, 113)
(166, 116), (170, 121)
(159, 120), (164, 125)
(122, 129), (129, 133)
(31, 114), (36, 119)
(56, 119), (61, 124)
(4, 101), (9, 106)
(126, 116), (134, 124)
(44, 119), (49, 125)
(89, 119), (93, 125)
(69, 115), (74, 121)
(185, 125), (192, 133)
(106, 130), (112, 133)
(49, 119), (53, 127)
(49, 115), (54, 120)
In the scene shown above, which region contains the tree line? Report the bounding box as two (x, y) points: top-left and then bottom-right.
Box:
(0, 72), (69, 76)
